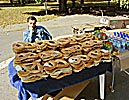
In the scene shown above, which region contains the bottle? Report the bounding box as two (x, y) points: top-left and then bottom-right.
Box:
(113, 36), (117, 48)
(126, 40), (129, 50)
(118, 38), (122, 52)
(108, 35), (113, 43)
(119, 31), (123, 38)
(117, 32), (121, 37)
(114, 32), (117, 37)
(123, 33), (127, 40)
(121, 37), (126, 52)
(126, 33), (129, 40)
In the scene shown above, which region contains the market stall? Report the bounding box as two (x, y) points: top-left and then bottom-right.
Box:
(8, 32), (113, 100)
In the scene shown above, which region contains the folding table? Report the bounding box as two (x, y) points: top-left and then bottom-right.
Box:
(8, 59), (112, 100)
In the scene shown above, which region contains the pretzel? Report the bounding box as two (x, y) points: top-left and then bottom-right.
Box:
(73, 34), (86, 41)
(44, 60), (57, 73)
(61, 47), (73, 54)
(88, 49), (102, 59)
(84, 33), (94, 39)
(19, 72), (48, 83)
(76, 55), (90, 61)
(35, 40), (47, 52)
(38, 51), (53, 61)
(50, 51), (63, 59)
(60, 47), (73, 59)
(93, 40), (103, 48)
(38, 50), (63, 61)
(68, 37), (78, 45)
(21, 62), (35, 71)
(17, 62), (48, 83)
(76, 55), (94, 68)
(45, 40), (59, 50)
(81, 40), (94, 48)
(101, 50), (111, 62)
(68, 56), (85, 72)
(71, 45), (83, 51)
(49, 59), (72, 79)
(12, 42), (25, 53)
(24, 42), (36, 52)
(50, 68), (72, 79)
(72, 62), (85, 72)
(68, 56), (82, 65)
(65, 45), (83, 56)
(17, 70), (30, 77)
(55, 59), (69, 68)
(94, 57), (101, 66)
(14, 52), (38, 65)
(83, 60), (94, 68)
(79, 33), (94, 42)
(83, 48), (92, 54)
(57, 37), (70, 47)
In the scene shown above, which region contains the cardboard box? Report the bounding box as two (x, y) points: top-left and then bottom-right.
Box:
(117, 50), (129, 70)
(100, 16), (129, 29)
(32, 80), (90, 100)
(54, 80), (90, 100)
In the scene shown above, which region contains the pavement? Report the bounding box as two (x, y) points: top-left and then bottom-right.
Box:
(0, 14), (129, 100)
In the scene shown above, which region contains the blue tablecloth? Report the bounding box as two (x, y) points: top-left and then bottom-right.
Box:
(8, 59), (112, 100)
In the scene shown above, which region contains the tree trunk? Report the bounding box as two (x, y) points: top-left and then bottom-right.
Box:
(59, 0), (67, 14)
(72, 0), (75, 7)
(18, 0), (21, 4)
(80, 0), (84, 5)
(21, 0), (25, 5)
(10, 0), (13, 4)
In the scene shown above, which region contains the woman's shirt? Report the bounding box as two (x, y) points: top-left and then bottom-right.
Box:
(23, 26), (52, 43)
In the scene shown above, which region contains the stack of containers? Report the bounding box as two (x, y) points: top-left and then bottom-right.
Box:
(106, 30), (129, 52)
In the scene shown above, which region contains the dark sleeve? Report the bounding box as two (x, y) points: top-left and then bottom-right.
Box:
(40, 26), (52, 40)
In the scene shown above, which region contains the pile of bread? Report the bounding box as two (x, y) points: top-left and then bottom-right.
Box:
(12, 33), (111, 83)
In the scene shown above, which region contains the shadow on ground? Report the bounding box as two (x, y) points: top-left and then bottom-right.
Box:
(23, 5), (129, 17)
(76, 68), (129, 100)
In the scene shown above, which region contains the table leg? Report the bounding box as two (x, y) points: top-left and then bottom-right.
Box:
(123, 70), (129, 75)
(109, 57), (116, 93)
(99, 74), (105, 100)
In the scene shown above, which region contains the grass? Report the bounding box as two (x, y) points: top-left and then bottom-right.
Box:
(0, 1), (118, 28)
(0, 3), (59, 28)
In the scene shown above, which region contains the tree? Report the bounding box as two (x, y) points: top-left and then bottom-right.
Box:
(59, 0), (67, 14)
(80, 0), (84, 5)
(72, 0), (75, 7)
(10, 0), (13, 5)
